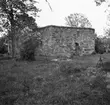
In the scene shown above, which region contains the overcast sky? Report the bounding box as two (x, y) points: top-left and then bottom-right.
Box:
(36, 0), (109, 36)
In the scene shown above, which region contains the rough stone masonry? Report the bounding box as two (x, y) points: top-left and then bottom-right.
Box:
(37, 25), (96, 58)
(8, 25), (96, 58)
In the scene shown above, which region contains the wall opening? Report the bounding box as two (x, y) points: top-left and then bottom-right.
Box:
(75, 42), (80, 55)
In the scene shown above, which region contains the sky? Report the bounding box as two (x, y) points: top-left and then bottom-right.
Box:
(36, 0), (110, 36)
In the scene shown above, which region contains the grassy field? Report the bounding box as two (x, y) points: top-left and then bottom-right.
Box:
(0, 53), (110, 105)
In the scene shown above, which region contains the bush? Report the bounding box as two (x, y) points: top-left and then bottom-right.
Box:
(20, 45), (35, 61)
(0, 36), (8, 54)
(20, 36), (42, 61)
(95, 38), (106, 54)
(0, 44), (8, 54)
(103, 61), (110, 72)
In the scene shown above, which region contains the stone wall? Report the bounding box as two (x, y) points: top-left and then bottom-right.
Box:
(37, 25), (96, 57)
(8, 25), (95, 58)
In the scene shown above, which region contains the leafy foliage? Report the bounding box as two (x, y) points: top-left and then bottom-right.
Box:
(65, 13), (92, 28)
(0, 0), (39, 31)
(95, 0), (106, 6)
(20, 30), (42, 61)
(0, 0), (40, 57)
(95, 38), (106, 54)
(0, 36), (8, 54)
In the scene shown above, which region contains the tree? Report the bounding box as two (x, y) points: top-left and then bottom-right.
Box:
(65, 13), (92, 28)
(103, 28), (110, 36)
(0, 0), (41, 58)
(94, 0), (106, 6)
(0, 13), (9, 37)
(95, 0), (110, 37)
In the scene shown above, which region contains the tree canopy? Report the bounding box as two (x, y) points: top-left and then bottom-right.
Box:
(65, 13), (92, 28)
(95, 0), (106, 6)
(95, 0), (110, 36)
(0, 0), (40, 57)
(0, 0), (40, 30)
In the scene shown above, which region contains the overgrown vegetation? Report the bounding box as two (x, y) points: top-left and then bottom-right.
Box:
(0, 54), (110, 105)
(20, 35), (42, 61)
(95, 37), (106, 54)
(0, 36), (8, 54)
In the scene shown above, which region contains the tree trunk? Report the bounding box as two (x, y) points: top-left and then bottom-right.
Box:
(8, 28), (15, 58)
(11, 29), (15, 58)
(8, 7), (16, 58)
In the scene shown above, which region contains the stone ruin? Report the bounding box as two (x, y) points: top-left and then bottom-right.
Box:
(37, 25), (96, 58)
(6, 25), (96, 58)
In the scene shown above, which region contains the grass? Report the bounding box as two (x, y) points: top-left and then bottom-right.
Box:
(0, 53), (110, 105)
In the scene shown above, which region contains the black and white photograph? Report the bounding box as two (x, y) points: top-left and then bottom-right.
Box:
(0, 0), (110, 105)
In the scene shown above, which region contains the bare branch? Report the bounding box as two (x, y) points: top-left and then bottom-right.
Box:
(65, 13), (92, 28)
(45, 0), (52, 11)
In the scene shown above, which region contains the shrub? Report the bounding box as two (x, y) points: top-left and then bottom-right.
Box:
(103, 61), (110, 72)
(95, 38), (106, 54)
(0, 37), (8, 54)
(20, 36), (42, 61)
(20, 43), (35, 61)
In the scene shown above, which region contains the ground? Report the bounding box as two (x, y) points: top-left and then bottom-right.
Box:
(0, 53), (110, 105)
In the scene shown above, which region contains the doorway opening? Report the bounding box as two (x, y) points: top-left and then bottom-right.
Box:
(75, 42), (80, 55)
